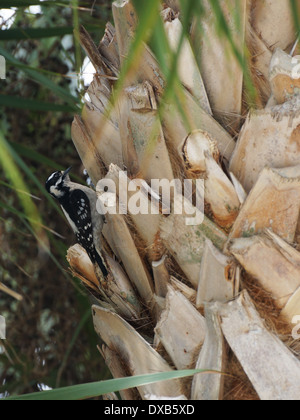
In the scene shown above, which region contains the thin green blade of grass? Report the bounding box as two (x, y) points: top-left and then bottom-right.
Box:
(0, 24), (103, 41)
(206, 0), (257, 106)
(134, 0), (198, 146)
(135, 0), (209, 131)
(159, 0), (198, 113)
(0, 0), (69, 7)
(9, 141), (83, 184)
(100, 0), (191, 154)
(0, 201), (63, 239)
(207, 0), (243, 64)
(4, 60), (76, 81)
(96, 0), (188, 136)
(9, 141), (66, 172)
(4, 140), (64, 216)
(72, 0), (82, 91)
(0, 131), (46, 246)
(148, 17), (171, 76)
(106, 0), (162, 115)
(0, 26), (78, 41)
(0, 94), (76, 112)
(0, 179), (41, 200)
(5, 369), (216, 400)
(88, 0), (166, 164)
(290, 0), (300, 40)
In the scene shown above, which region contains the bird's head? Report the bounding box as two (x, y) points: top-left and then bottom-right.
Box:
(45, 167), (72, 199)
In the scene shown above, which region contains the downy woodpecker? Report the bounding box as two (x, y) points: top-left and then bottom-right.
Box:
(46, 168), (108, 277)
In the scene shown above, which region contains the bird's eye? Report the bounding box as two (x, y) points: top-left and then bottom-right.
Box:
(47, 172), (61, 184)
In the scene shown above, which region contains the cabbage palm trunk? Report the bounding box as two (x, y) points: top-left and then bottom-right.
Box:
(68, 0), (300, 400)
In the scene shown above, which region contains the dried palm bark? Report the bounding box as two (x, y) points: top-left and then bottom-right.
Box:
(112, 0), (137, 63)
(67, 244), (99, 293)
(98, 22), (120, 71)
(163, 10), (211, 114)
(103, 164), (164, 261)
(228, 166), (300, 244)
(183, 130), (240, 228)
(81, 78), (123, 169)
(63, 0), (300, 401)
(246, 20), (273, 105)
(215, 291), (300, 400)
(76, 27), (123, 172)
(68, 243), (143, 320)
(155, 286), (206, 370)
(247, 0), (298, 104)
(160, 191), (227, 287)
(120, 81), (174, 181)
(170, 276), (197, 303)
(113, 0), (166, 98)
(164, 0), (180, 13)
(197, 240), (239, 308)
(251, 0), (296, 53)
(71, 116), (107, 185)
(100, 345), (139, 400)
(191, 0), (247, 127)
(281, 286), (300, 323)
(93, 305), (185, 399)
(152, 255), (169, 298)
(191, 305), (226, 400)
(162, 88), (235, 164)
(229, 232), (300, 308)
(269, 49), (300, 105)
(102, 211), (154, 309)
(230, 97), (300, 193)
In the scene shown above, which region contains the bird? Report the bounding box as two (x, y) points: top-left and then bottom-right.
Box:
(45, 168), (108, 278)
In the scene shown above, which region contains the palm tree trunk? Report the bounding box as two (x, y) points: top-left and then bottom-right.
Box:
(68, 0), (300, 400)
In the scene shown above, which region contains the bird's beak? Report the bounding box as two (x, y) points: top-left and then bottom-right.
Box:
(63, 167), (72, 179)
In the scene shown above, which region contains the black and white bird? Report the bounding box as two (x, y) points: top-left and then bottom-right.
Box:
(45, 168), (108, 277)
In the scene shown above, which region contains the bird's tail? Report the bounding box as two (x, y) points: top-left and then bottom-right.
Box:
(95, 250), (109, 278)
(89, 247), (108, 278)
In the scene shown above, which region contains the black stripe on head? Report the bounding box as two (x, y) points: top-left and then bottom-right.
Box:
(45, 171), (62, 193)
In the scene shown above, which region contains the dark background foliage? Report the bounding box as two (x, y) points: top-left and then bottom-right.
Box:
(0, 0), (112, 396)
(1, 0), (298, 401)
